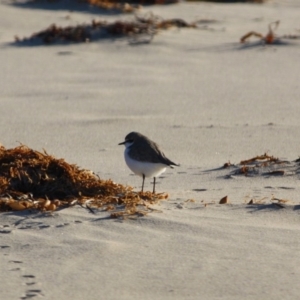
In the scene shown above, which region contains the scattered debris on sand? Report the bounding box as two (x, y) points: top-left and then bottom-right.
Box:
(236, 153), (287, 176)
(247, 196), (292, 209)
(222, 153), (290, 177)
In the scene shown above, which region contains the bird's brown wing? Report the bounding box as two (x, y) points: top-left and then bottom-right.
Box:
(129, 137), (178, 166)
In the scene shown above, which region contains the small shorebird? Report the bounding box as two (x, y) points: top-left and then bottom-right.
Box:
(119, 132), (179, 194)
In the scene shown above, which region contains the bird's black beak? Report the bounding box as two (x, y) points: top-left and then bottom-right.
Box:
(118, 141), (126, 145)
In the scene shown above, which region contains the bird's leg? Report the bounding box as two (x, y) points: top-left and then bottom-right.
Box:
(141, 174), (145, 193)
(153, 177), (156, 194)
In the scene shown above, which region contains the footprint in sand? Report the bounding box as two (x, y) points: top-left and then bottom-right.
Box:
(9, 260), (23, 271)
(6, 260), (44, 299)
(38, 224), (51, 229)
(21, 275), (44, 299)
(0, 245), (10, 249)
(0, 229), (12, 234)
(55, 222), (70, 228)
(21, 289), (44, 299)
(22, 275), (36, 278)
(6, 259), (41, 298)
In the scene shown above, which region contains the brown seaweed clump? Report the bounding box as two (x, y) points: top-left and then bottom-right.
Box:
(232, 153), (287, 177)
(0, 145), (168, 218)
(14, 13), (197, 45)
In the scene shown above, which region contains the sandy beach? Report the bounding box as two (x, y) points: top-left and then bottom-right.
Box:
(1, 0), (300, 299)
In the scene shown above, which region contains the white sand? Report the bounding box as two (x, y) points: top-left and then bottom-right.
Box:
(1, 0), (300, 299)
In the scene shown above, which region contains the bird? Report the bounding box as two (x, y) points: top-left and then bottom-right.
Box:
(119, 132), (179, 194)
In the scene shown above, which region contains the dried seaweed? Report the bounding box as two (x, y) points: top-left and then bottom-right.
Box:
(223, 161), (232, 168)
(240, 20), (279, 44)
(0, 144), (168, 217)
(223, 153), (290, 177)
(236, 153), (287, 176)
(14, 13), (196, 45)
(240, 20), (300, 46)
(240, 153), (279, 165)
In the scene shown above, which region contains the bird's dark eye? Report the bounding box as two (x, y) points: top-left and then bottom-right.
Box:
(126, 139), (134, 143)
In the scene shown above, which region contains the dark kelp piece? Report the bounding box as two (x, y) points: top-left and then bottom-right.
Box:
(14, 13), (197, 45)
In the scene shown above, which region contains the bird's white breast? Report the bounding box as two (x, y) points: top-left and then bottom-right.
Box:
(124, 147), (166, 178)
